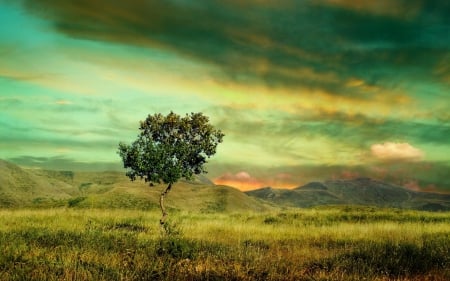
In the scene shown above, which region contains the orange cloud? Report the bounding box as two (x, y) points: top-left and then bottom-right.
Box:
(341, 170), (360, 179)
(214, 171), (299, 191)
(403, 180), (421, 192)
(402, 180), (439, 193)
(371, 142), (424, 161)
(214, 171), (265, 191)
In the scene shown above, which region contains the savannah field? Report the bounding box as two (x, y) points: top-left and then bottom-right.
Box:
(0, 206), (449, 281)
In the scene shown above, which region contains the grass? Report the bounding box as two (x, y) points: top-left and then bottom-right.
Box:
(0, 207), (449, 280)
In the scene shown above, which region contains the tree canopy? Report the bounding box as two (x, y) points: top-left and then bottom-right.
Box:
(118, 111), (224, 225)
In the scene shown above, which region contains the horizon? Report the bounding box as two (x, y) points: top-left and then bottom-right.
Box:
(1, 1), (449, 192)
(4, 158), (450, 194)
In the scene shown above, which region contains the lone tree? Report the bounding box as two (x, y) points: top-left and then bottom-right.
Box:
(118, 112), (224, 225)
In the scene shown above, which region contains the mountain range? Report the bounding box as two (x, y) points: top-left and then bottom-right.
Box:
(1, 159), (449, 211)
(246, 178), (450, 211)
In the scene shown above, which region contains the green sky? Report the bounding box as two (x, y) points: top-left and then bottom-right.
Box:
(0, 0), (449, 191)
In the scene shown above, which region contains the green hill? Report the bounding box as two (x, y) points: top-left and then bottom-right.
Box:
(0, 160), (76, 207)
(246, 178), (450, 211)
(3, 159), (448, 211)
(0, 159), (269, 212)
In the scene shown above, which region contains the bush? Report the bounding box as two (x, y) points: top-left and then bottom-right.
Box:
(156, 222), (198, 259)
(68, 196), (87, 207)
(263, 216), (279, 224)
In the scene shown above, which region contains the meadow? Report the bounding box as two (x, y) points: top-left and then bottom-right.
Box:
(0, 206), (449, 281)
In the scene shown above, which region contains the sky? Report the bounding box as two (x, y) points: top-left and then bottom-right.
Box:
(0, 0), (449, 192)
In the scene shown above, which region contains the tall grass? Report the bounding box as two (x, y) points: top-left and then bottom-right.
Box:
(0, 207), (449, 280)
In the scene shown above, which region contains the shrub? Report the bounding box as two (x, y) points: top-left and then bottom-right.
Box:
(68, 196), (87, 207)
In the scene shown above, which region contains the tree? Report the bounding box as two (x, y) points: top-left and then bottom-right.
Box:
(118, 112), (224, 225)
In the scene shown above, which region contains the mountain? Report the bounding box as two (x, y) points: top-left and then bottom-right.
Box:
(2, 159), (449, 211)
(246, 178), (450, 211)
(0, 159), (269, 212)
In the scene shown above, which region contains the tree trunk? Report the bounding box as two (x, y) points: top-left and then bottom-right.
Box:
(159, 183), (172, 225)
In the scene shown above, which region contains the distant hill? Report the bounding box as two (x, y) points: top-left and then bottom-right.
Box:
(0, 159), (269, 212)
(245, 178), (450, 211)
(0, 160), (75, 207)
(3, 159), (449, 211)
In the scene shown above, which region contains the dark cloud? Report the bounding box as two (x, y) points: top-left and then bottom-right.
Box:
(15, 0), (449, 96)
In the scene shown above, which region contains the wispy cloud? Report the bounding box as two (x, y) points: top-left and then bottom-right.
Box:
(8, 155), (121, 171)
(54, 100), (73, 105)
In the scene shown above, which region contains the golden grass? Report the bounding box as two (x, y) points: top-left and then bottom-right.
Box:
(0, 207), (449, 280)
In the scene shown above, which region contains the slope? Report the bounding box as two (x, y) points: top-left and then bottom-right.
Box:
(70, 177), (270, 213)
(0, 159), (270, 212)
(0, 160), (77, 207)
(246, 178), (450, 211)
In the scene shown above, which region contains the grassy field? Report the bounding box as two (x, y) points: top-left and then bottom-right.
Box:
(0, 206), (449, 280)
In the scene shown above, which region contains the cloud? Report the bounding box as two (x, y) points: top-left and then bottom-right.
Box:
(8, 155), (122, 171)
(207, 103), (449, 177)
(318, 0), (422, 19)
(214, 106), (450, 151)
(14, 0), (449, 97)
(402, 180), (422, 192)
(213, 170), (299, 191)
(2, 1), (448, 194)
(214, 171), (265, 191)
(371, 142), (424, 161)
(55, 100), (73, 105)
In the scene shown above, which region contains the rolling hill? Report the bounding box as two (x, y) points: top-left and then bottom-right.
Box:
(2, 159), (449, 211)
(0, 159), (270, 212)
(246, 178), (450, 211)
(0, 159), (76, 207)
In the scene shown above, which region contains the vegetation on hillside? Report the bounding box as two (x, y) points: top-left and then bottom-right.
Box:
(246, 178), (450, 211)
(2, 159), (450, 212)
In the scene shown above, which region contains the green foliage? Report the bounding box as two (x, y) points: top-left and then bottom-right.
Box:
(68, 196), (87, 207)
(118, 112), (224, 186)
(263, 216), (279, 224)
(79, 182), (92, 193)
(155, 222), (196, 259)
